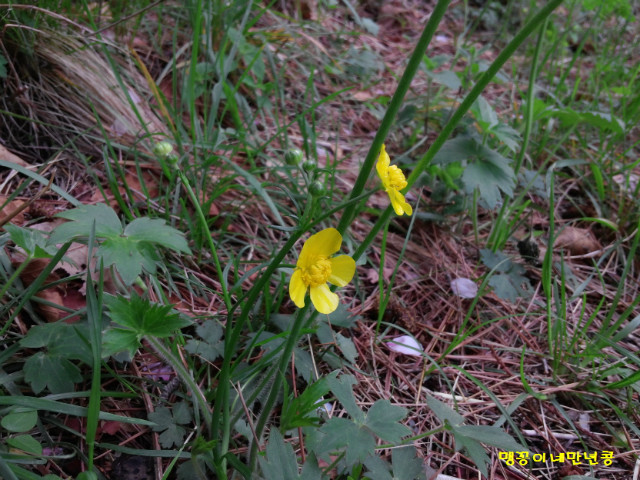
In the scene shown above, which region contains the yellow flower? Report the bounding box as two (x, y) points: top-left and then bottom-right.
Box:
(376, 144), (413, 216)
(289, 228), (356, 314)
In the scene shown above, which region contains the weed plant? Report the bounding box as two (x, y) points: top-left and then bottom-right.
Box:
(1, 0), (639, 479)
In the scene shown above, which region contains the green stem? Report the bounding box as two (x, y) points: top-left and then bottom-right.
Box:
(406, 0), (564, 189)
(337, 0), (452, 234)
(212, 229), (305, 470)
(146, 336), (212, 432)
(176, 170), (232, 313)
(514, 16), (549, 176)
(248, 305), (310, 468)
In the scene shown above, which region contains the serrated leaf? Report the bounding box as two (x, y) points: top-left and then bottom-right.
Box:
(364, 454), (392, 480)
(51, 204), (122, 243)
(106, 294), (191, 338)
(20, 323), (93, 365)
(426, 395), (465, 427)
(479, 249), (511, 272)
(335, 332), (358, 364)
(102, 328), (141, 358)
(481, 251), (531, 302)
(99, 236), (155, 285)
(6, 434), (43, 455)
(124, 217), (191, 254)
(148, 404), (191, 448)
(424, 69), (461, 90)
(327, 374), (365, 422)
(365, 400), (410, 443)
(432, 137), (478, 166)
(488, 272), (531, 303)
(258, 429), (301, 480)
(491, 123), (521, 152)
(319, 417), (375, 467)
(23, 352), (82, 394)
(1, 408), (38, 432)
(473, 96), (498, 129)
(185, 320), (224, 362)
(453, 430), (490, 477)
(391, 446), (424, 480)
(455, 425), (526, 452)
(172, 401), (192, 425)
(281, 374), (333, 431)
(462, 151), (515, 209)
(4, 224), (56, 258)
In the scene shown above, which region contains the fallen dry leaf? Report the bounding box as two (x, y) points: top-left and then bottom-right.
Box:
(0, 195), (27, 226)
(0, 144), (30, 168)
(554, 226), (601, 256)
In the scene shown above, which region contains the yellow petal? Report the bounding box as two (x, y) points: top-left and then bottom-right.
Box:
(376, 144), (390, 184)
(328, 255), (356, 287)
(297, 228), (342, 268)
(289, 269), (307, 308)
(389, 188), (413, 216)
(310, 284), (339, 314)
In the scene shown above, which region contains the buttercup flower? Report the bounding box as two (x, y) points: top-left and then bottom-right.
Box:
(289, 228), (356, 314)
(376, 144), (413, 216)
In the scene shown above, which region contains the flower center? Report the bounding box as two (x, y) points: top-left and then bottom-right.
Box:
(301, 258), (332, 287)
(388, 165), (407, 190)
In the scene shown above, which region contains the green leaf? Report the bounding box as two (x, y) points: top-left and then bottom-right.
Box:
(491, 123), (521, 152)
(390, 446), (424, 480)
(335, 333), (358, 364)
(488, 271), (531, 303)
(318, 417), (375, 467)
(364, 400), (410, 443)
(102, 328), (141, 358)
(123, 217), (191, 254)
(20, 323), (93, 365)
(327, 374), (365, 423)
(6, 434), (43, 455)
(4, 224), (56, 258)
(258, 429), (301, 480)
(51, 204), (122, 243)
(432, 135), (516, 208)
(424, 69), (461, 90)
(184, 320), (224, 362)
(462, 149), (515, 209)
(480, 249), (532, 302)
(455, 425), (526, 451)
(426, 395), (465, 427)
(23, 351), (82, 394)
(106, 294), (191, 338)
(472, 96), (498, 130)
(281, 374), (333, 431)
(0, 54), (7, 78)
(148, 403), (191, 448)
(99, 236), (157, 285)
(452, 429), (490, 477)
(537, 107), (625, 134)
(1, 408), (38, 432)
(427, 395), (526, 478)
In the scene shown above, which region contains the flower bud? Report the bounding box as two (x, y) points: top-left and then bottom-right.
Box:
(153, 141), (174, 158)
(284, 148), (304, 165)
(302, 160), (316, 173)
(309, 180), (325, 197)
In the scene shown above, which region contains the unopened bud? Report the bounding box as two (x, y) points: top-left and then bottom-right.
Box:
(285, 148), (304, 165)
(153, 141), (173, 158)
(309, 181), (325, 197)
